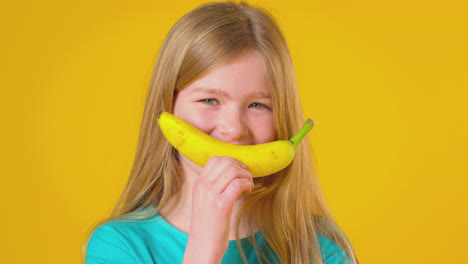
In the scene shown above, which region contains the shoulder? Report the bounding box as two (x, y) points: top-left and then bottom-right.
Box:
(85, 222), (138, 264)
(85, 208), (161, 264)
(317, 233), (353, 264)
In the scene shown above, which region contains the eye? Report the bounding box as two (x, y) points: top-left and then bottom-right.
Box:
(249, 102), (269, 109)
(200, 98), (218, 105)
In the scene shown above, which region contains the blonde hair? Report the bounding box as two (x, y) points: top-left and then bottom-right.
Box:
(83, 1), (358, 263)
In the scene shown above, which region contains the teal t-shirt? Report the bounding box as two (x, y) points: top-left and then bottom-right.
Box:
(85, 206), (350, 264)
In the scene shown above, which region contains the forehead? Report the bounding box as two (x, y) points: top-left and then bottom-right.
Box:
(182, 50), (271, 97)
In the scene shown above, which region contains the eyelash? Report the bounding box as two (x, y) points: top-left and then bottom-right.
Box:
(200, 98), (218, 105)
(249, 102), (268, 109)
(199, 99), (270, 109)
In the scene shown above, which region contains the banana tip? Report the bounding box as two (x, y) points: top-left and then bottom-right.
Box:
(157, 110), (164, 119)
(307, 119), (315, 127)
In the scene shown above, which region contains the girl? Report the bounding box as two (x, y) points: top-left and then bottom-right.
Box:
(83, 1), (359, 263)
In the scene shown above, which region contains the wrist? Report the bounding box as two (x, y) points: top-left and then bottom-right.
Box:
(183, 235), (226, 264)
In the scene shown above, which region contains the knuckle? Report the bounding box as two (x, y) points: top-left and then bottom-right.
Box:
(243, 169), (253, 178)
(230, 178), (245, 189)
(224, 166), (243, 179)
(227, 157), (242, 166)
(226, 164), (240, 174)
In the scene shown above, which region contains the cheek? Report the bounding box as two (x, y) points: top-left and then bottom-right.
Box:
(173, 92), (213, 134)
(184, 114), (213, 134)
(251, 116), (277, 143)
(173, 104), (214, 134)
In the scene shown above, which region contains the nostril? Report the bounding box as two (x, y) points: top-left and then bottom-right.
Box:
(220, 127), (248, 141)
(216, 115), (249, 141)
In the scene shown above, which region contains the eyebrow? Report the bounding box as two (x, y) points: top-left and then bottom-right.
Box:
(191, 86), (272, 99)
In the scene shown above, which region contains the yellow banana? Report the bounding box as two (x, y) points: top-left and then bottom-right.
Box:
(156, 111), (314, 177)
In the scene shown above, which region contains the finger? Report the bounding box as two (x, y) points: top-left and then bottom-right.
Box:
(199, 156), (227, 182)
(221, 178), (253, 205)
(194, 156), (242, 196)
(213, 165), (253, 194)
(202, 156), (246, 182)
(206, 156), (246, 170)
(222, 156), (248, 169)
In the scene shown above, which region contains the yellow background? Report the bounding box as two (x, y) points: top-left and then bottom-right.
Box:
(1, 0), (467, 263)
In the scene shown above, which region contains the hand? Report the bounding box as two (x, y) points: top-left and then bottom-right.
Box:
(183, 156), (254, 264)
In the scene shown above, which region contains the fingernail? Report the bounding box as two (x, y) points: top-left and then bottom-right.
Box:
(240, 163), (246, 169)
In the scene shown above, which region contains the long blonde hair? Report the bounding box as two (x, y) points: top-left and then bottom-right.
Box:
(83, 1), (358, 263)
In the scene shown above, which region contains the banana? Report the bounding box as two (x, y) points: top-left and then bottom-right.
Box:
(156, 111), (314, 177)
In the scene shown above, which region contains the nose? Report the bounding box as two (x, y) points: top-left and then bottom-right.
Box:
(216, 109), (249, 143)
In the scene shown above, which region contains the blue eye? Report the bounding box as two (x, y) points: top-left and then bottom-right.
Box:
(249, 103), (266, 109)
(201, 98), (218, 104)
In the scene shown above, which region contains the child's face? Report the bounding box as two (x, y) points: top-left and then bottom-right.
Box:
(173, 49), (276, 147)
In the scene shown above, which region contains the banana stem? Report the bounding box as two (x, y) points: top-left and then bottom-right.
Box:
(289, 119), (315, 149)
